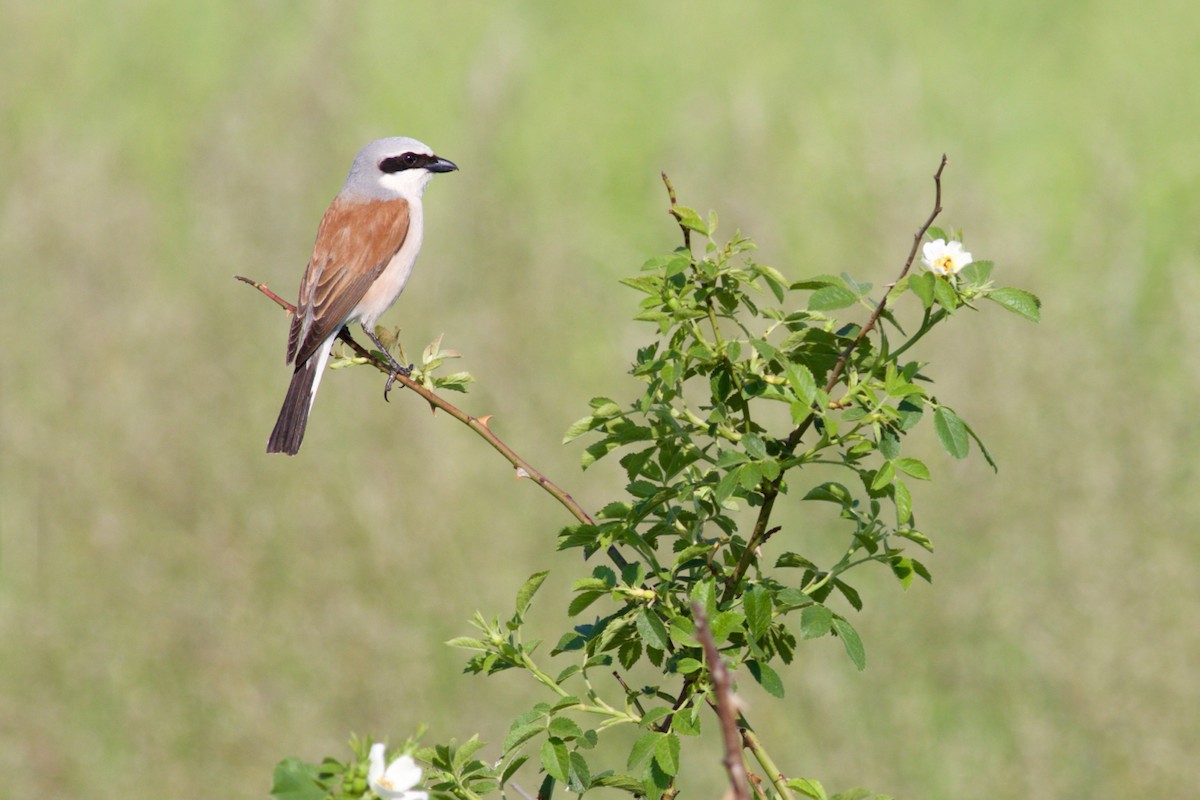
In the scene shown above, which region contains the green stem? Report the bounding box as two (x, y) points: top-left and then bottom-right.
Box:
(742, 728), (795, 800)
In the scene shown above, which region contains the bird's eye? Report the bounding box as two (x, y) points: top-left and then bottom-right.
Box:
(380, 152), (427, 173)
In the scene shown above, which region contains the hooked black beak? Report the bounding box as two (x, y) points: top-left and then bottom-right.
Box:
(427, 156), (459, 173)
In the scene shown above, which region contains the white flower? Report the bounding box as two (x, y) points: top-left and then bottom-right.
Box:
(368, 744), (429, 800)
(920, 239), (973, 277)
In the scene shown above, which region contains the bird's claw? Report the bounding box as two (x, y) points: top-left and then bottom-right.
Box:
(382, 364), (414, 402)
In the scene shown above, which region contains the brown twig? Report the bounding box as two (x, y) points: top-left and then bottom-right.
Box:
(238, 275), (628, 570)
(721, 155), (949, 603)
(693, 602), (750, 800)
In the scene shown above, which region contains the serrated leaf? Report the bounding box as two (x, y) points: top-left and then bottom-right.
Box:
(747, 660), (785, 698)
(894, 479), (913, 525)
(808, 285), (859, 311)
(563, 415), (601, 444)
(960, 259), (994, 284)
(672, 205), (708, 235)
(933, 276), (958, 311)
(541, 739), (571, 784)
(894, 457), (930, 480)
(516, 571), (550, 617)
(800, 605), (833, 639)
(831, 617), (866, 670)
(986, 287), (1041, 322)
(786, 363), (817, 408)
(871, 461), (896, 491)
(269, 758), (326, 800)
(934, 407), (970, 459)
(743, 584), (772, 642)
(548, 717), (583, 741)
(500, 754), (529, 787)
(627, 731), (660, 769)
(445, 637), (488, 651)
(569, 751), (591, 792)
(637, 610), (670, 651)
(908, 272), (935, 309)
(503, 722), (545, 754)
(709, 610), (745, 643)
(643, 758), (672, 800)
(567, 591), (605, 617)
(653, 733), (681, 776)
(618, 639), (642, 670)
(668, 616), (699, 648)
(453, 737), (488, 772)
(675, 657), (703, 674)
(742, 433), (768, 460)
(638, 706), (673, 729)
(788, 777), (829, 800)
(592, 773), (647, 794)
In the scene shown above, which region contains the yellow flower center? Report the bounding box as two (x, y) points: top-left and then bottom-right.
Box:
(934, 255), (955, 274)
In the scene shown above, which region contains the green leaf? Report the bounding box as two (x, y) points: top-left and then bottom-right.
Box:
(800, 605), (833, 639)
(831, 617), (866, 670)
(453, 736), (488, 771)
(562, 415), (601, 443)
(548, 716), (583, 741)
(747, 660), (785, 697)
(986, 287), (1041, 322)
(627, 731), (661, 769)
(908, 272), (935, 309)
(637, 610), (670, 651)
(675, 657), (703, 674)
(787, 777), (829, 800)
(672, 205), (709, 235)
(516, 571), (550, 617)
(791, 275), (842, 290)
(567, 591), (606, 617)
(643, 758), (673, 800)
(668, 616), (699, 648)
(592, 773), (647, 794)
(894, 479), (913, 525)
(504, 722), (545, 754)
(808, 285), (859, 311)
(445, 637), (488, 651)
(932, 276), (958, 311)
(925, 226), (947, 243)
(569, 751), (591, 792)
(743, 584), (772, 642)
(742, 433), (768, 460)
(653, 733), (681, 776)
(894, 457), (931, 480)
(804, 482), (854, 506)
(500, 755), (529, 787)
(708, 611), (745, 643)
(934, 407), (970, 459)
(638, 706), (673, 729)
(960, 259), (994, 284)
(541, 738), (571, 784)
(870, 461), (896, 492)
(269, 758), (326, 800)
(618, 639), (642, 670)
(786, 363), (818, 408)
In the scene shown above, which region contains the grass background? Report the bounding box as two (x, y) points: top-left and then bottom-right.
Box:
(2, 1), (1198, 798)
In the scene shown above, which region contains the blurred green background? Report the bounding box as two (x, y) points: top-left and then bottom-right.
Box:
(2, 1), (1197, 798)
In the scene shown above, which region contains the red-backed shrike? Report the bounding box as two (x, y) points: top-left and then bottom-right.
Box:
(267, 137), (458, 455)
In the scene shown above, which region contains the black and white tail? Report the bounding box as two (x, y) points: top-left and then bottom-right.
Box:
(266, 338), (333, 455)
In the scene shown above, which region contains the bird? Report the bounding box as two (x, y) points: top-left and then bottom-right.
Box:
(266, 137), (458, 455)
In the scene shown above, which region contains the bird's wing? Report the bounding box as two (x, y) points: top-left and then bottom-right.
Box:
(287, 196), (411, 366)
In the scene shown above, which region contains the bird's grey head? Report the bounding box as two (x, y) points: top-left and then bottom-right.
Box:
(341, 137), (458, 201)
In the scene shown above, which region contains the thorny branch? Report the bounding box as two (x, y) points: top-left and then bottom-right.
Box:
(236, 275), (629, 571)
(716, 155), (949, 603)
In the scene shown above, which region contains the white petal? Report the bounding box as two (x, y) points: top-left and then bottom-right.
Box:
(384, 755), (424, 791)
(921, 240), (940, 265)
(368, 743), (388, 786)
